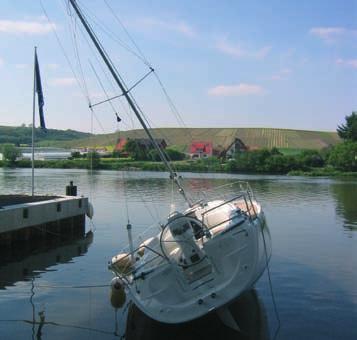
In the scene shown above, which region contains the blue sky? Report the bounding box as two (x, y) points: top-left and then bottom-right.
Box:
(0, 0), (356, 133)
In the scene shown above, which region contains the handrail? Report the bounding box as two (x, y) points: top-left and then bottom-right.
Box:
(109, 244), (169, 283)
(199, 191), (257, 230)
(201, 193), (246, 216)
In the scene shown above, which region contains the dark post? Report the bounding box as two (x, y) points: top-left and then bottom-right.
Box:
(66, 181), (77, 196)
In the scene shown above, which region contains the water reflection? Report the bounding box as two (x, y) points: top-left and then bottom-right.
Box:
(124, 289), (269, 340)
(0, 231), (93, 289)
(331, 182), (357, 231)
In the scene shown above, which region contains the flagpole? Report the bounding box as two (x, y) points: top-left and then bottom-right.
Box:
(31, 46), (37, 197)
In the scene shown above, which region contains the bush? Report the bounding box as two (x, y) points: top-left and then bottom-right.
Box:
(298, 150), (324, 168)
(328, 141), (357, 171)
(1, 143), (22, 163)
(166, 148), (186, 161)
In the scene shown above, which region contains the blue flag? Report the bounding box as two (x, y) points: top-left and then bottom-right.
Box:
(34, 50), (46, 130)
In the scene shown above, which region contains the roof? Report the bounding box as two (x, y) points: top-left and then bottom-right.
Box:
(189, 141), (213, 154)
(114, 138), (127, 151)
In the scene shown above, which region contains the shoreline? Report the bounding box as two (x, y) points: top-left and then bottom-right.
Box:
(1, 159), (356, 178)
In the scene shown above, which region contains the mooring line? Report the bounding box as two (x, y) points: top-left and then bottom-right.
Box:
(259, 216), (281, 340)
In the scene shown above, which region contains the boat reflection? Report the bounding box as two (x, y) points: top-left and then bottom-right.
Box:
(125, 289), (269, 340)
(0, 231), (93, 289)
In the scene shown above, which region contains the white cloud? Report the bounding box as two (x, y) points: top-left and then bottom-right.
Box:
(309, 27), (357, 42)
(336, 58), (357, 69)
(0, 58), (4, 67)
(0, 19), (55, 35)
(49, 77), (76, 86)
(133, 17), (195, 38)
(208, 83), (265, 96)
(215, 37), (271, 59)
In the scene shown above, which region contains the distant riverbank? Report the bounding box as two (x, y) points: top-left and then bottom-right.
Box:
(1, 159), (356, 177)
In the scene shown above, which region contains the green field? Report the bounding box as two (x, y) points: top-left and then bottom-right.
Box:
(60, 127), (340, 151)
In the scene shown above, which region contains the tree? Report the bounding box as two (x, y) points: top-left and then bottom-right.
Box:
(124, 139), (148, 160)
(337, 111), (357, 141)
(1, 144), (22, 163)
(71, 151), (82, 158)
(86, 150), (101, 169)
(328, 141), (357, 171)
(148, 149), (161, 161)
(112, 150), (121, 158)
(298, 150), (324, 168)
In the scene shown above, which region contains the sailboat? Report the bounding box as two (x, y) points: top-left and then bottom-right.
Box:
(68, 0), (272, 326)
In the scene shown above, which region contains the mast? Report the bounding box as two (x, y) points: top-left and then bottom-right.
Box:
(68, 0), (191, 206)
(31, 46), (37, 197)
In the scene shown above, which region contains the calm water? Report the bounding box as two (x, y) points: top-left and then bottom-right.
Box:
(0, 168), (356, 339)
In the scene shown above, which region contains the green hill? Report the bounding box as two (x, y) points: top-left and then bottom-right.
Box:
(1, 125), (339, 151)
(0, 125), (92, 146)
(61, 127), (340, 151)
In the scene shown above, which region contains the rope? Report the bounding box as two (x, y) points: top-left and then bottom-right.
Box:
(259, 216), (281, 340)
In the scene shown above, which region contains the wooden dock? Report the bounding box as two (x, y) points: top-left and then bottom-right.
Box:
(0, 194), (89, 249)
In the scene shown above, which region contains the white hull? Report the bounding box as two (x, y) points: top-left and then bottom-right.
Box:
(132, 212), (270, 323)
(110, 192), (271, 324)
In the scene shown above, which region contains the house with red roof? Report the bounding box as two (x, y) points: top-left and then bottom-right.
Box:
(189, 141), (213, 159)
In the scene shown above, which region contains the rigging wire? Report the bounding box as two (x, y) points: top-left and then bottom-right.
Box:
(40, 0), (110, 137)
(39, 0), (88, 105)
(67, 3), (96, 202)
(72, 1), (187, 208)
(74, 23), (135, 130)
(75, 27), (161, 220)
(102, 0), (194, 143)
(99, 1), (193, 174)
(46, 1), (184, 216)
(103, 0), (151, 67)
(69, 0), (189, 158)
(77, 0), (149, 66)
(70, 1), (189, 179)
(89, 60), (119, 117)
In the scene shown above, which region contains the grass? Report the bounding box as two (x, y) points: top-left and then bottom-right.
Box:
(278, 148), (305, 155)
(288, 168), (357, 177)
